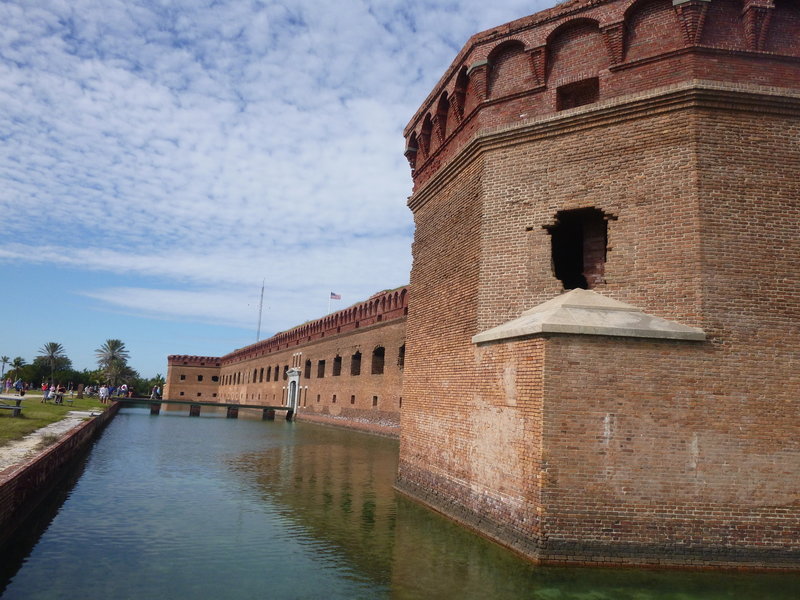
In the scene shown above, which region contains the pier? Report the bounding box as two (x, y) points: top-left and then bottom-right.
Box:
(113, 397), (293, 420)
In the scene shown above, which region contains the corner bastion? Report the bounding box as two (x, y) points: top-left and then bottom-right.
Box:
(397, 0), (800, 569)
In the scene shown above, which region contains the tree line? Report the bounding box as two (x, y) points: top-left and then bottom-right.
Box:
(1, 339), (164, 397)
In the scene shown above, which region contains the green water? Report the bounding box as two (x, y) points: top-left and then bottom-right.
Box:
(1, 408), (798, 599)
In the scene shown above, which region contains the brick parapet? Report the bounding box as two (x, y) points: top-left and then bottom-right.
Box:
(222, 286), (408, 365)
(167, 355), (222, 366)
(404, 0), (800, 189)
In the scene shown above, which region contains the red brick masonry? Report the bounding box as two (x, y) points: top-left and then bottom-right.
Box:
(166, 287), (408, 435)
(0, 403), (121, 548)
(397, 0), (800, 569)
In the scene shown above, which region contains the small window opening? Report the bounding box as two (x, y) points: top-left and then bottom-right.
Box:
(316, 394), (320, 403)
(180, 391), (185, 396)
(372, 396), (378, 407)
(399, 396), (403, 408)
(180, 374), (186, 381)
(211, 375), (219, 382)
(557, 77), (599, 111)
(197, 375), (204, 382)
(397, 345), (405, 369)
(317, 360), (326, 378)
(350, 395), (355, 405)
(333, 355), (342, 376)
(351, 351), (362, 376)
(371, 346), (385, 375)
(332, 394), (337, 403)
(304, 359), (312, 379)
(546, 207), (610, 290)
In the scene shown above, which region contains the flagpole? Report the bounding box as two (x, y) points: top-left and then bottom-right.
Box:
(256, 279), (265, 342)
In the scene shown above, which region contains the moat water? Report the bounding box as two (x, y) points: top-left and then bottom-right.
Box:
(2, 407), (799, 599)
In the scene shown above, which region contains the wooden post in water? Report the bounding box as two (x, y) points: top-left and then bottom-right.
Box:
(150, 403), (161, 415)
(226, 406), (239, 419)
(189, 404), (201, 417)
(262, 409), (275, 421)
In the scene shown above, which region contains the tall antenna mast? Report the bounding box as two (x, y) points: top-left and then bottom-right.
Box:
(256, 279), (265, 342)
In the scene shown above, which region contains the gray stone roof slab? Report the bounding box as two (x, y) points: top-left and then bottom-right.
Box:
(472, 289), (706, 344)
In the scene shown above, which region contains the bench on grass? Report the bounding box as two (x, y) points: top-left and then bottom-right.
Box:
(0, 396), (23, 417)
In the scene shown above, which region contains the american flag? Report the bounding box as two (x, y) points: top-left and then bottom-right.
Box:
(330, 292), (341, 300)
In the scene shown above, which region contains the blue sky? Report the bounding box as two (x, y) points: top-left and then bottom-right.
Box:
(0, 0), (555, 377)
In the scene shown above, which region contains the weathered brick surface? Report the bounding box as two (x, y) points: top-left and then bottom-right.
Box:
(164, 355), (222, 401)
(399, 0), (800, 569)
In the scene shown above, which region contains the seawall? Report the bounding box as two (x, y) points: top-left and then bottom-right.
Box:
(0, 403), (120, 549)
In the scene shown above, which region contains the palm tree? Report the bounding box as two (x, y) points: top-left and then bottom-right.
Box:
(10, 356), (26, 380)
(95, 339), (130, 386)
(38, 342), (67, 384)
(0, 356), (9, 380)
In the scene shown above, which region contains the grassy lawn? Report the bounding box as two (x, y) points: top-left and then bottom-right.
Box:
(0, 393), (108, 448)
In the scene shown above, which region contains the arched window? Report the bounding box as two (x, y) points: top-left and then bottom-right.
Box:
(398, 344), (405, 369)
(419, 113), (433, 155)
(304, 359), (311, 379)
(351, 351), (362, 376)
(487, 40), (529, 98)
(435, 92), (450, 141)
(317, 360), (325, 378)
(371, 346), (385, 375)
(453, 66), (468, 119)
(333, 355), (342, 376)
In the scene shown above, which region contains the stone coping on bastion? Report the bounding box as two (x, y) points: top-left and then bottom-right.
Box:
(472, 288), (706, 344)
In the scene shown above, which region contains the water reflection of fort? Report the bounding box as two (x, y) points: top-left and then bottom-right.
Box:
(229, 425), (399, 583)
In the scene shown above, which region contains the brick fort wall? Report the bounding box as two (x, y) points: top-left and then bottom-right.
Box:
(166, 287), (408, 436)
(397, 0), (800, 569)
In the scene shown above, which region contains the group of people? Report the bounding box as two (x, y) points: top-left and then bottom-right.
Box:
(83, 383), (134, 402)
(4, 378), (29, 395)
(4, 378), (160, 402)
(41, 382), (69, 404)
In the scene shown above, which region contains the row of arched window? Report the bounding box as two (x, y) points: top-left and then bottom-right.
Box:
(221, 344), (405, 386)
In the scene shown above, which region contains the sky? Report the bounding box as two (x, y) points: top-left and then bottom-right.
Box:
(0, 0), (556, 378)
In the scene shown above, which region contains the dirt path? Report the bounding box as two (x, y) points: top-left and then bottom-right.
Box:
(0, 412), (99, 472)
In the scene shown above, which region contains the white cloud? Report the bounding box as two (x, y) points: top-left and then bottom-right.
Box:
(0, 0), (555, 336)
